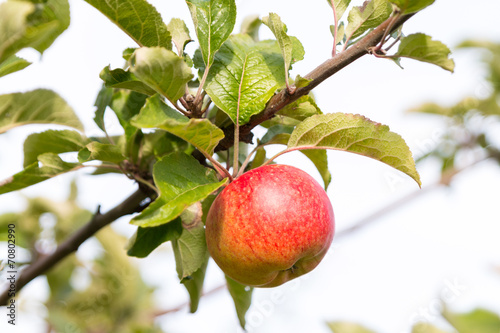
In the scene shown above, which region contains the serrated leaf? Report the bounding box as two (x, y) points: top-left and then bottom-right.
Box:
(127, 218), (183, 258)
(84, 0), (171, 49)
(326, 321), (377, 333)
(0, 89), (83, 134)
(442, 307), (500, 333)
(294, 75), (312, 89)
(100, 66), (157, 96)
(412, 322), (450, 333)
(205, 34), (286, 125)
(262, 13), (295, 88)
(93, 86), (113, 132)
(172, 203), (207, 280)
(78, 142), (126, 164)
(0, 0), (69, 63)
(168, 18), (193, 55)
(393, 33), (455, 72)
(186, 0), (236, 69)
(240, 15), (262, 42)
(0, 55), (31, 78)
(23, 130), (89, 167)
(287, 113), (421, 186)
(132, 94), (224, 156)
(0, 153), (81, 195)
(345, 0), (392, 41)
(389, 0), (435, 14)
(226, 276), (253, 329)
(129, 47), (194, 103)
(131, 152), (227, 227)
(326, 0), (352, 21)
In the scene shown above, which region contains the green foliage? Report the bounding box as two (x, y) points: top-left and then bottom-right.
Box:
(226, 276), (253, 328)
(205, 34), (287, 124)
(0, 153), (81, 195)
(131, 152), (227, 227)
(412, 322), (450, 333)
(84, 0), (171, 49)
(393, 33), (455, 72)
(0, 0), (468, 328)
(389, 0), (435, 14)
(345, 0), (392, 41)
(129, 47), (194, 103)
(0, 55), (31, 78)
(132, 94), (224, 155)
(287, 113), (421, 186)
(186, 0), (237, 69)
(0, 0), (70, 64)
(327, 321), (377, 333)
(0, 89), (83, 134)
(23, 130), (89, 167)
(442, 307), (500, 333)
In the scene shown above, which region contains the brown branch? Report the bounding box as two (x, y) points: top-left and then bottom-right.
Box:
(215, 13), (414, 152)
(0, 188), (151, 305)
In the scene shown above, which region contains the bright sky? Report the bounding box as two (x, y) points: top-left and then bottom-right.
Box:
(1, 0), (499, 332)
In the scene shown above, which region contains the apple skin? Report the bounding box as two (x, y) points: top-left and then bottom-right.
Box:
(205, 164), (335, 287)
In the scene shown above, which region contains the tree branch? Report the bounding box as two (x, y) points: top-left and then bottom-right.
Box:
(215, 13), (414, 152)
(0, 188), (151, 305)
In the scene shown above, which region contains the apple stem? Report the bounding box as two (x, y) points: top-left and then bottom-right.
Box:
(237, 145), (260, 177)
(203, 152), (233, 181)
(232, 116), (240, 178)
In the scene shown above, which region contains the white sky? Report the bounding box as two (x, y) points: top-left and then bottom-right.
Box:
(1, 0), (500, 332)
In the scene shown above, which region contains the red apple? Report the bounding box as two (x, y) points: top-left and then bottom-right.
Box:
(205, 164), (335, 287)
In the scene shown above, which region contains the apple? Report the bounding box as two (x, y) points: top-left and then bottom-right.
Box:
(205, 164), (335, 287)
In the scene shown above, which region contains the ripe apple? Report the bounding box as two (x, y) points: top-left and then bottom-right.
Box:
(205, 164), (335, 287)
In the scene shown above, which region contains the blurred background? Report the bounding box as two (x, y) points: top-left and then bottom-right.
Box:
(0, 0), (499, 332)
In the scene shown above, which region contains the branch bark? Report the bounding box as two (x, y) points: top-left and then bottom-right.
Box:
(215, 13), (414, 152)
(0, 188), (150, 305)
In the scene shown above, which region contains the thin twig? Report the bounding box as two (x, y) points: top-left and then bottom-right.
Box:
(330, 0), (338, 57)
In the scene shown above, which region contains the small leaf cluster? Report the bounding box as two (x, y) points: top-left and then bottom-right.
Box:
(0, 0), (457, 328)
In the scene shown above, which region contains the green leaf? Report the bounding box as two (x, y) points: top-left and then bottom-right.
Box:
(0, 55), (31, 78)
(93, 86), (113, 132)
(300, 149), (332, 190)
(262, 13), (295, 87)
(172, 203), (207, 281)
(287, 113), (421, 186)
(345, 0), (392, 41)
(84, 0), (171, 49)
(0, 153), (80, 195)
(0, 0), (70, 63)
(0, 89), (83, 134)
(132, 94), (224, 156)
(186, 0), (236, 69)
(389, 0), (435, 14)
(78, 142), (126, 164)
(168, 18), (193, 55)
(249, 147), (267, 170)
(260, 126), (331, 189)
(326, 321), (377, 333)
(127, 218), (183, 258)
(130, 152), (227, 227)
(205, 34), (287, 125)
(393, 33), (455, 72)
(181, 256), (209, 313)
(326, 0), (352, 21)
(100, 66), (157, 96)
(277, 95), (322, 121)
(240, 15), (262, 42)
(23, 130), (89, 167)
(226, 276), (253, 329)
(442, 307), (500, 333)
(129, 47), (194, 103)
(412, 322), (450, 333)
